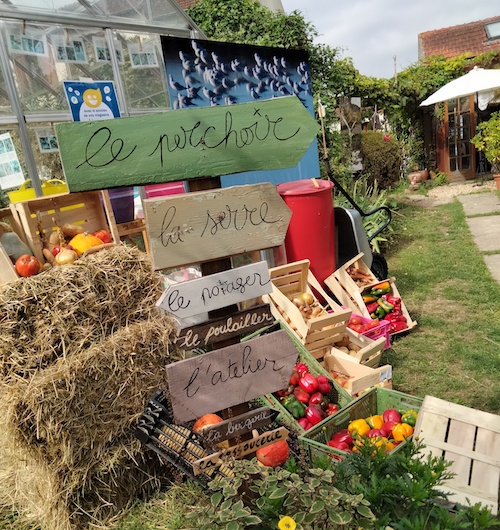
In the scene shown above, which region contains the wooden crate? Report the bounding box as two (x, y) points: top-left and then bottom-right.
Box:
(0, 206), (29, 285)
(326, 269), (417, 337)
(310, 327), (386, 368)
(321, 349), (392, 397)
(11, 191), (116, 263)
(414, 395), (500, 515)
(325, 252), (378, 304)
(261, 259), (352, 353)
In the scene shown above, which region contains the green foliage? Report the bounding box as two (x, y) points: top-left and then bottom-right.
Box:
(471, 110), (500, 172)
(186, 458), (376, 529)
(360, 131), (402, 189)
(332, 440), (499, 530)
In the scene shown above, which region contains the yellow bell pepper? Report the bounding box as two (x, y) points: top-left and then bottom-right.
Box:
(392, 422), (414, 442)
(347, 418), (370, 438)
(366, 414), (384, 430)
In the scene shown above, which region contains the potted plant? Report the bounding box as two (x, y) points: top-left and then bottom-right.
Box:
(471, 110), (500, 189)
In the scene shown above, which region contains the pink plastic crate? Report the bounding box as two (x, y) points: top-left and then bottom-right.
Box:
(349, 313), (391, 350)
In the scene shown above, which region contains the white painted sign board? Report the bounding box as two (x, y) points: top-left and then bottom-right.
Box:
(157, 261), (271, 319)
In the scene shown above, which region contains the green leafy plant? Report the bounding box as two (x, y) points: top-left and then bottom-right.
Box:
(186, 458), (376, 530)
(360, 131), (402, 189)
(471, 111), (500, 173)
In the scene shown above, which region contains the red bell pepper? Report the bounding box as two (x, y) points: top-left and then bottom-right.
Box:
(390, 321), (409, 333)
(289, 369), (300, 386)
(366, 301), (379, 314)
(330, 429), (352, 446)
(316, 375), (332, 395)
(383, 408), (402, 424)
(299, 373), (318, 393)
(308, 391), (325, 406)
(325, 403), (339, 416)
(293, 386), (310, 404)
(298, 417), (313, 430)
(327, 439), (350, 451)
(294, 363), (309, 377)
(367, 428), (385, 438)
(305, 404), (326, 426)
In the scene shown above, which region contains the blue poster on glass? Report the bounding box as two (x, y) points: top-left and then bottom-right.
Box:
(63, 80), (121, 122)
(160, 36), (320, 187)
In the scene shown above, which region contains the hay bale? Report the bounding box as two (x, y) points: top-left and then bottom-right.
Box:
(0, 245), (183, 529)
(0, 245), (165, 380)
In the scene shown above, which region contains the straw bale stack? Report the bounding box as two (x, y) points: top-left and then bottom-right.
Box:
(0, 245), (182, 530)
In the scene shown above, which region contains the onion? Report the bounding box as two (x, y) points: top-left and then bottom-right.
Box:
(300, 292), (314, 305)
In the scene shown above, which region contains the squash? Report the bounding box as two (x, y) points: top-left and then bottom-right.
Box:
(68, 232), (105, 256)
(255, 439), (290, 468)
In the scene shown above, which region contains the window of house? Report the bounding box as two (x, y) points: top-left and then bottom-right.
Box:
(485, 21), (500, 40)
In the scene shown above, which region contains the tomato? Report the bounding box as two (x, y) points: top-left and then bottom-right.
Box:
(15, 254), (41, 277)
(93, 229), (112, 244)
(193, 413), (223, 433)
(349, 316), (363, 326)
(52, 246), (61, 257)
(365, 319), (381, 330)
(349, 324), (365, 334)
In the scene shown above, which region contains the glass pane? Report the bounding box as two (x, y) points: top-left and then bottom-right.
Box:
(0, 59), (13, 116)
(450, 158), (456, 171)
(460, 97), (470, 112)
(461, 156), (470, 170)
(0, 126), (28, 201)
(117, 31), (169, 112)
(449, 143), (457, 157)
(448, 99), (457, 112)
(461, 141), (470, 155)
(27, 122), (65, 181)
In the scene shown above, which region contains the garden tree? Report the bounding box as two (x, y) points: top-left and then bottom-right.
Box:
(187, 0), (358, 163)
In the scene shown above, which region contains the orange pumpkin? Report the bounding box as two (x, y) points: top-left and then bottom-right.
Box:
(193, 413), (224, 433)
(256, 439), (290, 468)
(68, 232), (104, 256)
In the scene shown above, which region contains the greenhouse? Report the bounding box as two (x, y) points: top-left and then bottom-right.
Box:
(0, 0), (204, 198)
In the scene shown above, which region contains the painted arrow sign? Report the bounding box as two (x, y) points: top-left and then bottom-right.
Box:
(157, 261), (271, 320)
(55, 95), (320, 192)
(166, 329), (299, 422)
(200, 406), (279, 445)
(143, 182), (292, 270)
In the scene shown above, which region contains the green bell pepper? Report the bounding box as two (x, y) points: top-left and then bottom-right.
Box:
(282, 394), (306, 419)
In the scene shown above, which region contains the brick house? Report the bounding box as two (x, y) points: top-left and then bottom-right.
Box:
(418, 17), (500, 180)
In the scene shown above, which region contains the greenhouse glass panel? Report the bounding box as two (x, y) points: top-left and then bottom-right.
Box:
(117, 31), (169, 112)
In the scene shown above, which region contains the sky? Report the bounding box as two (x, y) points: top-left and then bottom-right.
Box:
(280, 0), (499, 79)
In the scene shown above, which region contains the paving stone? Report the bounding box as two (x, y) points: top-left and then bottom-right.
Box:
(484, 254), (500, 283)
(458, 193), (500, 216)
(465, 215), (500, 252)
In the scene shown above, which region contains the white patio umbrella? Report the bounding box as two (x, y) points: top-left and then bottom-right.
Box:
(420, 66), (500, 109)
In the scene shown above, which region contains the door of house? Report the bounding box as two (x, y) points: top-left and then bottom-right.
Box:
(445, 96), (476, 179)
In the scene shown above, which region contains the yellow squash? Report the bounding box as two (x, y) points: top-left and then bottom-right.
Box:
(68, 232), (104, 256)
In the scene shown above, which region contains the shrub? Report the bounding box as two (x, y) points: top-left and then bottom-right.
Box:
(360, 131), (402, 189)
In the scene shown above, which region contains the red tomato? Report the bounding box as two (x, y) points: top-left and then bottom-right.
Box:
(365, 319), (381, 330)
(349, 316), (363, 326)
(52, 246), (61, 256)
(15, 254), (41, 277)
(349, 324), (365, 334)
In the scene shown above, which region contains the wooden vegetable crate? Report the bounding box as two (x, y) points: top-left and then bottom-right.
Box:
(325, 257), (417, 336)
(261, 259), (352, 353)
(10, 191), (117, 263)
(414, 395), (500, 515)
(321, 350), (392, 397)
(298, 387), (423, 460)
(310, 327), (386, 368)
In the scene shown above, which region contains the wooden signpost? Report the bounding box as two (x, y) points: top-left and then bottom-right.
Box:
(192, 426), (288, 475)
(157, 261), (272, 320)
(199, 406), (279, 445)
(55, 96), (319, 192)
(175, 304), (275, 349)
(143, 182), (292, 270)
(166, 329), (299, 423)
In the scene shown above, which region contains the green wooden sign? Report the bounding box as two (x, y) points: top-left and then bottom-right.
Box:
(55, 96), (319, 192)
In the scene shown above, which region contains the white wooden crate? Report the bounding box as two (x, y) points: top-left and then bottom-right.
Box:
(414, 395), (500, 515)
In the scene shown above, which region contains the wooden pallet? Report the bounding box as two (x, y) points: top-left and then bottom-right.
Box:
(414, 395), (500, 514)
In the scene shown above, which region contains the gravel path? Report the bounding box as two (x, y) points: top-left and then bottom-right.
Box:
(402, 178), (497, 207)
